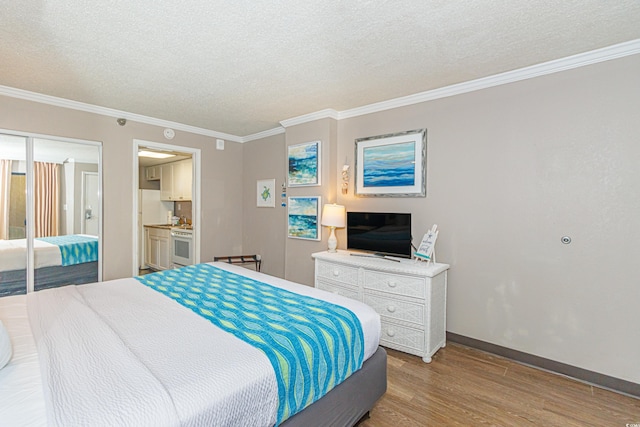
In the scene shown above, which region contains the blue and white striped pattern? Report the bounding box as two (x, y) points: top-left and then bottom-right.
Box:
(135, 264), (364, 425)
(37, 235), (98, 266)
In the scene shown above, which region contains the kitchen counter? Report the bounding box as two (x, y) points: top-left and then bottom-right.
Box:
(144, 224), (194, 230)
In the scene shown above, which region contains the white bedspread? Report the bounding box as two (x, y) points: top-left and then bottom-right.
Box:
(0, 238), (62, 272)
(0, 294), (47, 426)
(28, 278), (279, 427)
(1, 262), (381, 426)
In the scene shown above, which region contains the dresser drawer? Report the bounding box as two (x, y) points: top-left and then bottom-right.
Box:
(316, 261), (359, 287)
(364, 293), (425, 326)
(379, 320), (425, 353)
(363, 271), (425, 298)
(316, 280), (360, 301)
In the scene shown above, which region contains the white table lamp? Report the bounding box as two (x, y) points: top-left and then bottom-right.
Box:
(321, 204), (346, 252)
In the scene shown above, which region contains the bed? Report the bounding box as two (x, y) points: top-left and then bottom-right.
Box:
(0, 262), (386, 426)
(0, 234), (99, 297)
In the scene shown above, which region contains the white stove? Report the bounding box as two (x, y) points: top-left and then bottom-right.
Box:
(170, 227), (193, 267)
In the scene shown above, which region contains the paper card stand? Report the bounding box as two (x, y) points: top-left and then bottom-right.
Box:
(415, 224), (438, 264)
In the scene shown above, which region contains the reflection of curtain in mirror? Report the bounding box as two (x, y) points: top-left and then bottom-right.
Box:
(0, 160), (12, 239)
(34, 161), (60, 238)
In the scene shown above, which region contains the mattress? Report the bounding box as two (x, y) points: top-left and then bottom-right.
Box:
(0, 262), (381, 426)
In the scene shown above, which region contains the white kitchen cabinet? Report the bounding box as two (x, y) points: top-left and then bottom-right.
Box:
(145, 165), (161, 181)
(160, 159), (191, 201)
(312, 250), (449, 363)
(159, 163), (174, 201)
(144, 226), (171, 270)
(173, 159), (192, 201)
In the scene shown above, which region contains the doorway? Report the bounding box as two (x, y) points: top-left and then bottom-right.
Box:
(132, 139), (200, 276)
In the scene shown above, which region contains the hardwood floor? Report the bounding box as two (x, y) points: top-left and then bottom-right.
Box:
(361, 343), (640, 426)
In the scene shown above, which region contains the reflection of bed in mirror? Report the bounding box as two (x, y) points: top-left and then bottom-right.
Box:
(0, 234), (98, 296)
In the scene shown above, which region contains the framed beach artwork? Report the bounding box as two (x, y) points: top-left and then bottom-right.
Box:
(287, 196), (321, 240)
(355, 129), (427, 197)
(256, 179), (275, 208)
(288, 141), (321, 187)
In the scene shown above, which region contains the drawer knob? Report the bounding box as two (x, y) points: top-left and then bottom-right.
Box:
(387, 305), (396, 313)
(386, 328), (396, 337)
(332, 269), (340, 276)
(387, 281), (397, 288)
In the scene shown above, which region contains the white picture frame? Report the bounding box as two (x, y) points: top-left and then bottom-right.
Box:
(287, 196), (321, 240)
(288, 141), (321, 187)
(256, 179), (276, 208)
(355, 129), (426, 197)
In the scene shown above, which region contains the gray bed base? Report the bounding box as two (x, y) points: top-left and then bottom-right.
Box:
(282, 346), (387, 427)
(0, 262), (99, 297)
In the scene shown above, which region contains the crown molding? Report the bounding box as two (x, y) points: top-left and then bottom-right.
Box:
(2, 39), (639, 142)
(241, 126), (286, 143)
(0, 85), (244, 143)
(304, 39), (640, 122)
(279, 109), (340, 128)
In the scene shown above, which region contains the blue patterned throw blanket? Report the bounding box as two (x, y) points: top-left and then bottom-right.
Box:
(135, 264), (365, 425)
(36, 235), (98, 266)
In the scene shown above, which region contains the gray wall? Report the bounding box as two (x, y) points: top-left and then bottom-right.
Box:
(284, 118), (338, 286)
(242, 133), (287, 277)
(243, 54), (640, 384)
(0, 95), (245, 280)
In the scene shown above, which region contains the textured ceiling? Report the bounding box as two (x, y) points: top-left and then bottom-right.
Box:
(1, 1), (640, 137)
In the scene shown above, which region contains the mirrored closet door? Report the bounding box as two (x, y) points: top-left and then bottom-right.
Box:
(0, 132), (102, 297)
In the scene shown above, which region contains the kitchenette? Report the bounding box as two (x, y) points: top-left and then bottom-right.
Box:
(138, 152), (194, 271)
(144, 223), (193, 270)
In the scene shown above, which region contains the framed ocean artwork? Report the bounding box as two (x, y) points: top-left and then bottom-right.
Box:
(288, 141), (321, 187)
(354, 129), (426, 197)
(287, 196), (321, 240)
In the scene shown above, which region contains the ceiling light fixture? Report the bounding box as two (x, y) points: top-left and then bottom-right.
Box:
(138, 150), (176, 159)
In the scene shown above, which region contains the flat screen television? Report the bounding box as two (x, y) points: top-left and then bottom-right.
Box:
(346, 212), (412, 258)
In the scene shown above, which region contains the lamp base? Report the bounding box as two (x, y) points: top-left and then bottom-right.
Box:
(327, 227), (338, 252)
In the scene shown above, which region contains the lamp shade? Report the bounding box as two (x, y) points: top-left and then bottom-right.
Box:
(321, 204), (346, 228)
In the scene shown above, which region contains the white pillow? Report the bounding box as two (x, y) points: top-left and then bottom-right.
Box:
(0, 320), (12, 369)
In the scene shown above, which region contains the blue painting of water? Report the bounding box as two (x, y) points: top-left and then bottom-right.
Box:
(363, 142), (415, 187)
(288, 214), (318, 239)
(288, 197), (319, 239)
(289, 142), (319, 185)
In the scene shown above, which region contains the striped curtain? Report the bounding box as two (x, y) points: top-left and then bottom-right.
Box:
(0, 159), (12, 240)
(34, 161), (60, 238)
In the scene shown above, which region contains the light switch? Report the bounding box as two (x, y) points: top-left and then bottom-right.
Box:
(216, 139), (225, 150)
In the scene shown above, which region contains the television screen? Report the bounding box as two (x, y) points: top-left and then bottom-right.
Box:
(347, 212), (412, 258)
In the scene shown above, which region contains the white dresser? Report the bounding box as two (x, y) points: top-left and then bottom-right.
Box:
(312, 251), (449, 363)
